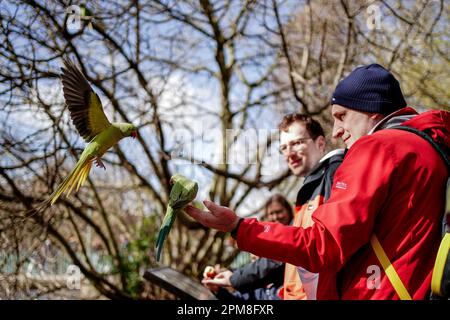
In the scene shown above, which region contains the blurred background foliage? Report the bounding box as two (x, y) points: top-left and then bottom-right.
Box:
(0, 0), (448, 299)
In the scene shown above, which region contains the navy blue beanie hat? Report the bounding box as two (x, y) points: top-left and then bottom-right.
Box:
(331, 64), (406, 116)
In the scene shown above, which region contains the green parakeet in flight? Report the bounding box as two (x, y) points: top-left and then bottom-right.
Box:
(43, 59), (137, 206)
(155, 174), (198, 262)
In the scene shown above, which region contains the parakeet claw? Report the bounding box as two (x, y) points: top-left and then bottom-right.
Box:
(95, 157), (106, 170)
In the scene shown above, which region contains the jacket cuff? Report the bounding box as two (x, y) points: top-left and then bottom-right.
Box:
(230, 218), (244, 239)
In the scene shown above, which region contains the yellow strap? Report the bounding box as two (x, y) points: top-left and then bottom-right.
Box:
(431, 233), (450, 296)
(370, 234), (412, 300)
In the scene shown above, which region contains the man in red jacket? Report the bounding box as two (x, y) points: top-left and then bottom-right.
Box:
(204, 115), (344, 300)
(186, 64), (450, 299)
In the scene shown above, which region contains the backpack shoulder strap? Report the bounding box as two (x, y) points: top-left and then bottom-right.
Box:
(370, 234), (412, 299)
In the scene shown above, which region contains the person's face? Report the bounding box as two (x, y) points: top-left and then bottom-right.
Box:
(266, 202), (291, 225)
(331, 105), (381, 149)
(280, 122), (325, 177)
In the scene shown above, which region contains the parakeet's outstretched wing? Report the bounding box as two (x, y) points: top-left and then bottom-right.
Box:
(61, 59), (111, 142)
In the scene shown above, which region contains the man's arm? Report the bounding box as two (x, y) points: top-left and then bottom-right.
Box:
(234, 136), (395, 272)
(186, 136), (396, 273)
(229, 257), (284, 292)
(202, 258), (284, 293)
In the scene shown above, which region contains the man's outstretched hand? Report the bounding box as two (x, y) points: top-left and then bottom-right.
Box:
(185, 200), (240, 233)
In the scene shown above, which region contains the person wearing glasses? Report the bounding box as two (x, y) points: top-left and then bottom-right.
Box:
(204, 114), (345, 300)
(186, 64), (449, 300)
(275, 114), (344, 299)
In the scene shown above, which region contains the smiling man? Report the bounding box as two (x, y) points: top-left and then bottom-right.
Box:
(279, 116), (326, 176)
(186, 64), (449, 299)
(204, 115), (344, 300)
(276, 114), (344, 300)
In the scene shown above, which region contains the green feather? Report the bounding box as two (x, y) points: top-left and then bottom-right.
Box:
(155, 174), (198, 262)
(155, 206), (175, 262)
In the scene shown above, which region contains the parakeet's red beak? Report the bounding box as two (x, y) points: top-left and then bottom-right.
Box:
(131, 131), (137, 139)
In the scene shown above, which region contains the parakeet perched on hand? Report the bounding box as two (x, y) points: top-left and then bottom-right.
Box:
(44, 59), (137, 206)
(155, 174), (198, 262)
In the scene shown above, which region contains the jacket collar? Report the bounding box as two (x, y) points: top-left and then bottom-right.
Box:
(304, 149), (345, 183)
(369, 107), (418, 134)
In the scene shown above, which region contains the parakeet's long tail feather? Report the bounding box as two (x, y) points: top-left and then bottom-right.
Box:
(6, 157), (93, 229)
(155, 206), (175, 262)
(6, 199), (51, 232)
(50, 157), (93, 205)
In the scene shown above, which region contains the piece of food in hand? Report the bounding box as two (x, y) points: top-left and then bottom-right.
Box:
(203, 266), (217, 278)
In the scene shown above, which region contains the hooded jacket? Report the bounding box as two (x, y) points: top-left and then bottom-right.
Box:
(235, 107), (450, 299)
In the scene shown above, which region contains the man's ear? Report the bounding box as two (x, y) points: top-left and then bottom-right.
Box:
(315, 135), (326, 152)
(370, 113), (385, 122)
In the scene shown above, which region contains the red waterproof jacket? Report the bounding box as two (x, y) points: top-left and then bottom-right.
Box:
(236, 108), (450, 299)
